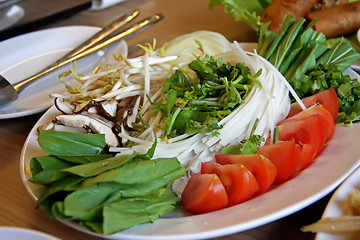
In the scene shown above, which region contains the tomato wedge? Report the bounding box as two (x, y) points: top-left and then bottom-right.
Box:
(257, 140), (300, 183)
(287, 88), (339, 121)
(214, 154), (277, 194)
(297, 142), (318, 170)
(201, 162), (259, 206)
(181, 173), (228, 213)
(277, 114), (325, 154)
(280, 104), (335, 142)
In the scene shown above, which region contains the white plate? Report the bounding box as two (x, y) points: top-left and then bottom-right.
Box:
(0, 26), (104, 119)
(315, 166), (360, 240)
(20, 45), (360, 240)
(0, 226), (59, 240)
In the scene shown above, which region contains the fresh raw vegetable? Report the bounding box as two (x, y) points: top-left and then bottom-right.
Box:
(292, 65), (360, 125)
(278, 115), (325, 153)
(183, 89), (337, 213)
(162, 30), (233, 63)
(280, 104), (335, 142)
(262, 90), (337, 180)
(201, 162), (259, 206)
(181, 173), (228, 213)
(257, 140), (301, 183)
(257, 15), (360, 124)
(32, 30), (300, 232)
(155, 54), (263, 139)
(209, 0), (360, 38)
(208, 0), (272, 28)
(215, 154), (277, 194)
(38, 130), (112, 163)
(30, 132), (185, 234)
(50, 31), (292, 188)
(31, 24), (356, 227)
(258, 15), (360, 79)
(287, 88), (339, 121)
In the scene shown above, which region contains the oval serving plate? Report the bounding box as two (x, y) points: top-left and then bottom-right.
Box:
(20, 44), (360, 240)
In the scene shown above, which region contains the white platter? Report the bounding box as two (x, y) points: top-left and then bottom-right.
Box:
(0, 226), (59, 240)
(315, 166), (360, 240)
(20, 44), (360, 239)
(0, 25), (105, 119)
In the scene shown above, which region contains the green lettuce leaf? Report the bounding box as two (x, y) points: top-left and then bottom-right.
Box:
(38, 130), (112, 163)
(81, 157), (185, 186)
(102, 187), (180, 234)
(209, 0), (272, 27)
(29, 155), (74, 184)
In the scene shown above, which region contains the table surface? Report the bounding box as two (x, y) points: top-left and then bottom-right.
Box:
(0, 0), (338, 239)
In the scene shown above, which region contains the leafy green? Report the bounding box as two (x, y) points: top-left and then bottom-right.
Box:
(62, 138), (158, 178)
(38, 130), (112, 163)
(81, 157), (185, 186)
(257, 15), (360, 124)
(30, 155), (73, 184)
(151, 54), (261, 139)
(296, 64), (360, 125)
(102, 186), (179, 234)
(263, 15), (298, 61)
(258, 15), (360, 81)
(36, 175), (85, 207)
(62, 154), (133, 177)
(221, 134), (263, 154)
(31, 134), (185, 234)
(317, 37), (360, 73)
(208, 0), (272, 27)
(220, 120), (263, 154)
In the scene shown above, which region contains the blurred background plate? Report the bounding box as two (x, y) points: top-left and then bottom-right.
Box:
(0, 0), (92, 40)
(0, 25), (102, 119)
(0, 226), (60, 240)
(315, 166), (360, 240)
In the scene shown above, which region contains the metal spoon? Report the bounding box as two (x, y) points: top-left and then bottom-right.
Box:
(0, 11), (163, 106)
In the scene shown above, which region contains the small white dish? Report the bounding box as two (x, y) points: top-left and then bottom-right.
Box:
(315, 166), (360, 240)
(0, 226), (59, 240)
(0, 26), (102, 119)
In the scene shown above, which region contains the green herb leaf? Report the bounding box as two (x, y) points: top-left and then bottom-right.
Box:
(38, 130), (111, 163)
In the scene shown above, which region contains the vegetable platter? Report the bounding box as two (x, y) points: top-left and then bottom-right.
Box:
(20, 85), (360, 239)
(20, 24), (360, 239)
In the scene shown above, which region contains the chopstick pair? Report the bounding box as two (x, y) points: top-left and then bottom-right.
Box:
(13, 10), (164, 92)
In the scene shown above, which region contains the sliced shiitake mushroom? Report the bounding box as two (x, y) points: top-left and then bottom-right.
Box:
(55, 114), (119, 147)
(54, 97), (75, 114)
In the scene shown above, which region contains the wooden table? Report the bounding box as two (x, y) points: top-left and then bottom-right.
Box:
(0, 0), (335, 239)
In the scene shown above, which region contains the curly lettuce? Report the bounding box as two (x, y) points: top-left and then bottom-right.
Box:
(208, 0), (272, 27)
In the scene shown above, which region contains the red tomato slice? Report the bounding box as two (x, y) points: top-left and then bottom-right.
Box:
(287, 88), (339, 121)
(277, 114), (325, 154)
(297, 142), (317, 170)
(214, 154), (277, 194)
(181, 173), (228, 213)
(280, 104), (335, 142)
(201, 162), (259, 206)
(257, 140), (300, 183)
